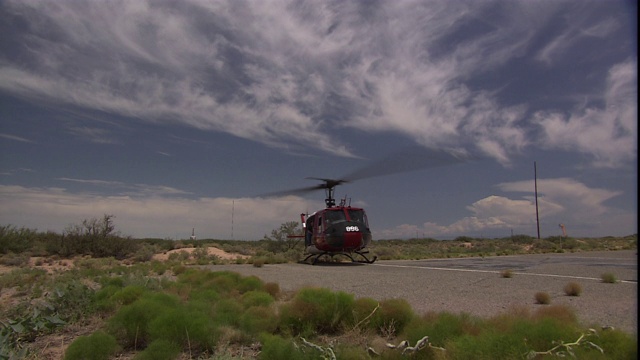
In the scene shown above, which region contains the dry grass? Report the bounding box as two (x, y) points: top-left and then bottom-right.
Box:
(564, 282), (582, 296)
(534, 291), (551, 305)
(601, 273), (618, 284)
(500, 269), (513, 278)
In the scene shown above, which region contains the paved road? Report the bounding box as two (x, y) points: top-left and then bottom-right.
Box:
(207, 250), (637, 334)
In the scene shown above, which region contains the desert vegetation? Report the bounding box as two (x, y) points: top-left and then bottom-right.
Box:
(1, 218), (636, 266)
(0, 217), (637, 359)
(534, 291), (552, 305)
(564, 282), (583, 297)
(601, 273), (618, 284)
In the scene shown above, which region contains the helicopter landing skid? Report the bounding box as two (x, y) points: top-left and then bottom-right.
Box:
(301, 250), (377, 265)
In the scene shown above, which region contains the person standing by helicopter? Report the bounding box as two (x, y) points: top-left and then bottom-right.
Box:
(304, 215), (315, 247)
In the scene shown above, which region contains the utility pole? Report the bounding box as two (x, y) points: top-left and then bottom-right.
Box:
(534, 161), (540, 239)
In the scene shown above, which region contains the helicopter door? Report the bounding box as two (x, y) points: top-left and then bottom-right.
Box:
(305, 215), (315, 247)
(314, 213), (327, 248)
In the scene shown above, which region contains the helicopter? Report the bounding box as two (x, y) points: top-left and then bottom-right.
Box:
(292, 177), (375, 264)
(263, 146), (472, 265)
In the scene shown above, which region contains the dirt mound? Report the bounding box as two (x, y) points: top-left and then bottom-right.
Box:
(152, 246), (249, 261)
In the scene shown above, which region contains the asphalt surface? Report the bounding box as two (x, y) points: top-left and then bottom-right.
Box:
(207, 250), (637, 334)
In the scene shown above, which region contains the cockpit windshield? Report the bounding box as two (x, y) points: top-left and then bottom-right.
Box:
(347, 209), (367, 225)
(324, 209), (347, 225)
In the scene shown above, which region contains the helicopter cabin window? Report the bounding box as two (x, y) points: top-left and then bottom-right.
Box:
(347, 209), (368, 226)
(324, 209), (346, 226)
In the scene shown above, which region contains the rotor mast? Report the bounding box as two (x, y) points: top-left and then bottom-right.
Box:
(314, 178), (346, 208)
(325, 186), (335, 207)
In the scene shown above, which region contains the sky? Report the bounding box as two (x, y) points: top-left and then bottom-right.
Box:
(0, 0), (637, 241)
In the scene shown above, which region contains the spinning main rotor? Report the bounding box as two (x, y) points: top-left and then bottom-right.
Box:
(261, 146), (474, 207)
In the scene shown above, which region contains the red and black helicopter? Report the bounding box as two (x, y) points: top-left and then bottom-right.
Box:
(264, 147), (471, 265)
(294, 177), (375, 264)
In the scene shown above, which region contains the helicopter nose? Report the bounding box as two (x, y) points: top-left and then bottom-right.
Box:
(343, 230), (363, 250)
(327, 221), (369, 250)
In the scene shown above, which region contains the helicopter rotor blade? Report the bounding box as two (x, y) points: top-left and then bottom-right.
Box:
(258, 184), (326, 198)
(258, 146), (476, 198)
(305, 177), (349, 189)
(342, 146), (473, 182)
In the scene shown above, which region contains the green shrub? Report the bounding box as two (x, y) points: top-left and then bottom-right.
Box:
(188, 288), (221, 303)
(241, 290), (275, 308)
(168, 251), (191, 262)
(402, 312), (479, 348)
(531, 240), (558, 252)
(238, 275), (264, 293)
(351, 297), (379, 330)
(49, 281), (97, 323)
(108, 293), (180, 348)
(0, 253), (30, 266)
(209, 273), (240, 294)
(64, 331), (119, 360)
(148, 305), (217, 353)
(279, 287), (355, 335)
(150, 260), (168, 275)
(110, 285), (147, 305)
(240, 306), (279, 335)
(563, 282), (582, 296)
(533, 304), (578, 325)
(56, 215), (137, 259)
(0, 268), (47, 290)
(560, 238), (581, 250)
(176, 268), (215, 287)
(258, 334), (310, 360)
(534, 292), (551, 305)
(601, 273), (617, 283)
(0, 225), (36, 254)
(94, 284), (122, 313)
(263, 282), (280, 298)
(132, 244), (155, 263)
(595, 328), (638, 359)
(133, 339), (181, 360)
(252, 258), (265, 267)
(448, 331), (525, 359)
(213, 299), (244, 327)
(519, 317), (579, 352)
(369, 298), (415, 336)
(172, 264), (187, 275)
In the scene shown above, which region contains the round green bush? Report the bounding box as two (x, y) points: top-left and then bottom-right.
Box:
(369, 298), (415, 336)
(107, 293), (180, 348)
(133, 339), (181, 360)
(148, 305), (217, 353)
(64, 331), (118, 360)
(240, 306), (279, 335)
(280, 287), (355, 335)
(241, 290), (275, 308)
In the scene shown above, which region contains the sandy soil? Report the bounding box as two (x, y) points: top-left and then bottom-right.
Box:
(151, 246), (250, 261)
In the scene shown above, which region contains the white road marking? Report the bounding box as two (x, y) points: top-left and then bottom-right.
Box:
(372, 263), (637, 284)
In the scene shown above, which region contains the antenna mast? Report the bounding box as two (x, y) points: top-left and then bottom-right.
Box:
(534, 161), (540, 239)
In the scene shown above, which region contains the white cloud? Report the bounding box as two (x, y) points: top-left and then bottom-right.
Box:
(0, 1), (635, 166)
(534, 60), (637, 168)
(376, 177), (631, 239)
(0, 133), (35, 143)
(67, 126), (118, 144)
(536, 14), (620, 65)
(0, 185), (313, 239)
